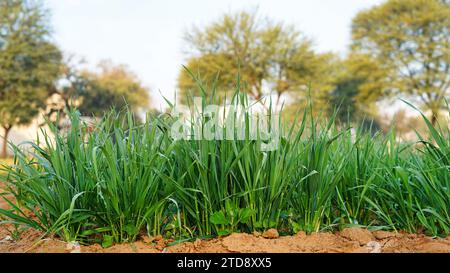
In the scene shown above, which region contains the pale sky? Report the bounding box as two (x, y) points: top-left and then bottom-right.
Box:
(46, 0), (384, 110)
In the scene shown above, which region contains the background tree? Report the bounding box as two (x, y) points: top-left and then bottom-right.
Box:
(0, 0), (62, 158)
(352, 0), (450, 125)
(43, 54), (88, 128)
(43, 58), (151, 128)
(386, 110), (419, 138)
(330, 53), (388, 124)
(178, 10), (334, 109)
(76, 61), (150, 117)
(285, 52), (338, 116)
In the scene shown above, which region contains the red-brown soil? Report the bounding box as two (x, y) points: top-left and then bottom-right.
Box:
(1, 225), (449, 253)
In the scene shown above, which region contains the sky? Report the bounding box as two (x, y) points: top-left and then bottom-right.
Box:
(46, 0), (385, 111)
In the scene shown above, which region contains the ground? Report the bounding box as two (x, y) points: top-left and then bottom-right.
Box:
(1, 225), (450, 253)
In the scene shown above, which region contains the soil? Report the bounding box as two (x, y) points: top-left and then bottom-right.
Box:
(1, 223), (449, 253)
(1, 184), (450, 253)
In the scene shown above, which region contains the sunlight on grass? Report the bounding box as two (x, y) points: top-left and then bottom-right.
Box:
(0, 158), (13, 174)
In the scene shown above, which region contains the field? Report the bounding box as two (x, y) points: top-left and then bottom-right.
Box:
(0, 91), (449, 253)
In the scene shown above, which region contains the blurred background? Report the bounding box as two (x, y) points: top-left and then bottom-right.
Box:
(0, 0), (449, 158)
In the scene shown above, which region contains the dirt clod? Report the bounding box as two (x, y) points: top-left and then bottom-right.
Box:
(142, 236), (153, 244)
(262, 229), (279, 239)
(416, 242), (450, 253)
(373, 230), (397, 240)
(340, 228), (374, 245)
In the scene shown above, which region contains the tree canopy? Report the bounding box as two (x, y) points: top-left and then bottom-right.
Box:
(76, 61), (150, 117)
(0, 0), (62, 157)
(352, 0), (450, 124)
(178, 11), (336, 109)
(330, 53), (388, 123)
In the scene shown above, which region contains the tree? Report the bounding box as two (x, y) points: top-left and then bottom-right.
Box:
(330, 54), (388, 124)
(285, 52), (339, 116)
(77, 61), (150, 117)
(178, 11), (333, 108)
(43, 58), (151, 128)
(0, 0), (62, 158)
(352, 0), (450, 125)
(178, 53), (241, 104)
(43, 54), (88, 129)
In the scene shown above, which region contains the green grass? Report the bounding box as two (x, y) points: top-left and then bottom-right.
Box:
(0, 82), (449, 246)
(0, 158), (13, 171)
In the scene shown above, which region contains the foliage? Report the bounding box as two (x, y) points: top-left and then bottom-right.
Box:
(330, 54), (388, 124)
(352, 0), (450, 124)
(0, 0), (62, 157)
(43, 58), (151, 129)
(77, 60), (150, 117)
(178, 10), (336, 109)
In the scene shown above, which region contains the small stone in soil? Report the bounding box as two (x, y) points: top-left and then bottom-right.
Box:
(366, 241), (382, 253)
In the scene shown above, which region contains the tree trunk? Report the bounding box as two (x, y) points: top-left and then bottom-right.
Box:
(1, 126), (11, 158)
(431, 110), (438, 126)
(275, 92), (282, 111)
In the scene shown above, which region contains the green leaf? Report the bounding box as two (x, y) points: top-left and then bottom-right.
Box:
(217, 229), (231, 236)
(239, 208), (254, 224)
(291, 222), (301, 234)
(124, 224), (139, 237)
(210, 211), (229, 225)
(102, 235), (114, 248)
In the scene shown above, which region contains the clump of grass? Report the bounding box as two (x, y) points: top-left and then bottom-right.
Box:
(0, 78), (449, 245)
(165, 91), (303, 236)
(0, 110), (170, 245)
(365, 104), (450, 236)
